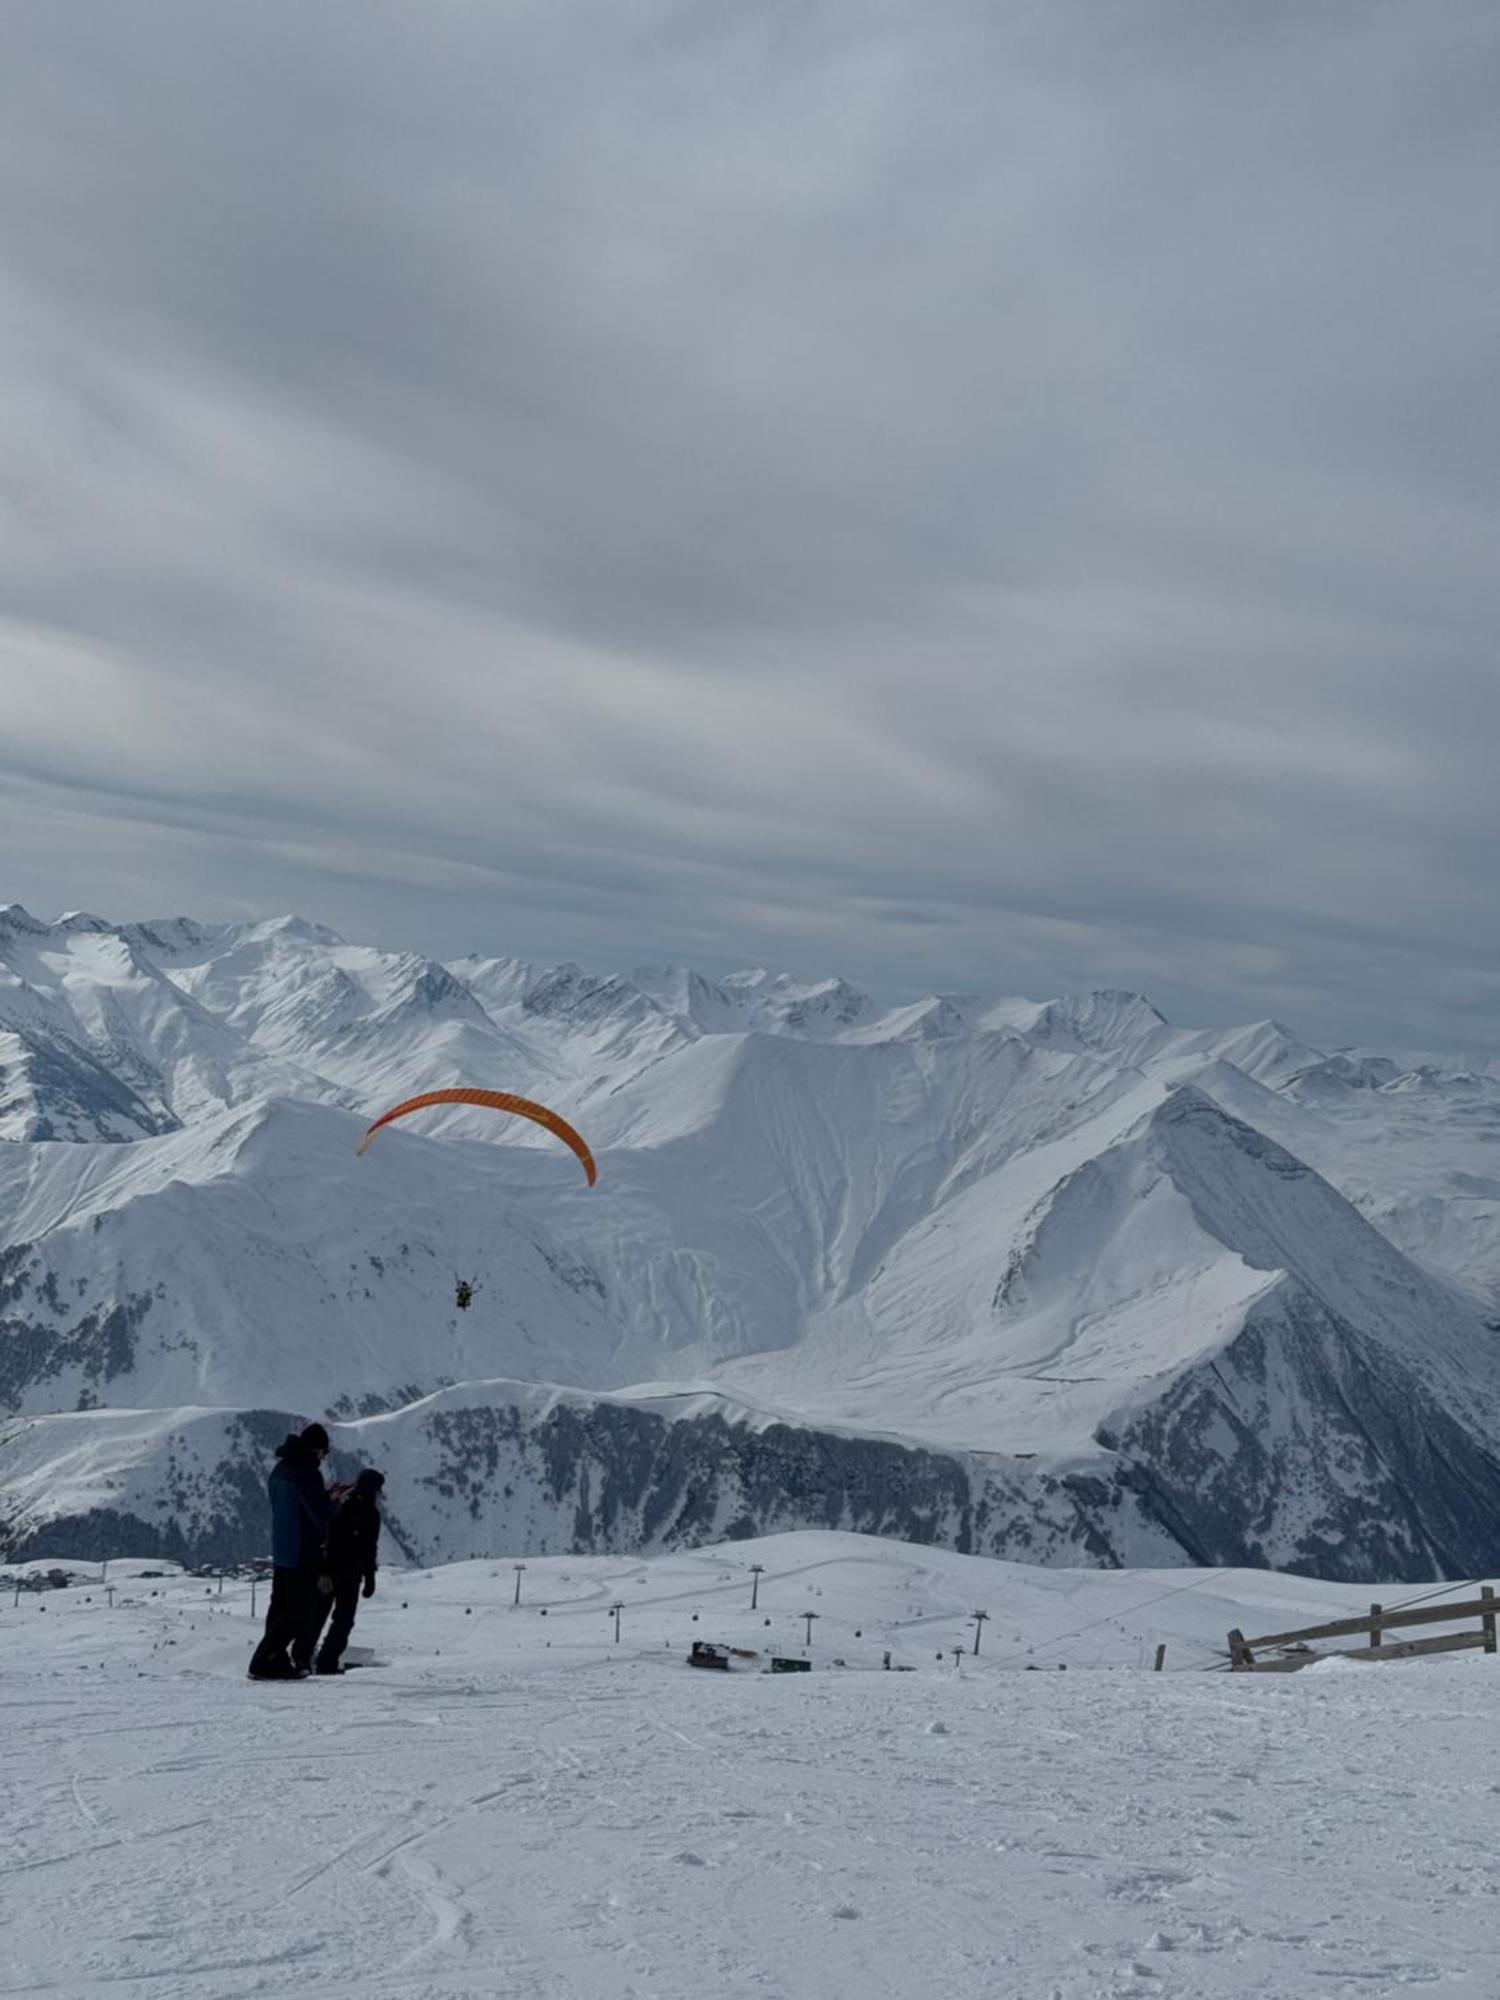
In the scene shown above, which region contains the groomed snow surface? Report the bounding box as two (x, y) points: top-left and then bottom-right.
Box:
(5, 1532), (1499, 1999)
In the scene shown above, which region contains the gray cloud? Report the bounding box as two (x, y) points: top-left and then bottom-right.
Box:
(2, 1), (1498, 1051)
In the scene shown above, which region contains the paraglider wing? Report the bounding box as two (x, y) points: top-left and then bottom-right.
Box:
(355, 1088), (597, 1185)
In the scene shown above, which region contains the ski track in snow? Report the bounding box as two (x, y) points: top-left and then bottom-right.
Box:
(4, 1545), (1500, 1997)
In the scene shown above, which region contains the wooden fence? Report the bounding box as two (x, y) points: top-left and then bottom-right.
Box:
(1228, 1587), (1499, 1672)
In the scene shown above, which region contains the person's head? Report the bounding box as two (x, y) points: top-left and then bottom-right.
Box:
(300, 1422), (330, 1463)
(353, 1468), (385, 1499)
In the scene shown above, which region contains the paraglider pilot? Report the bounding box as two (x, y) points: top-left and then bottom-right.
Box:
(308, 1468), (385, 1674)
(455, 1278), (475, 1311)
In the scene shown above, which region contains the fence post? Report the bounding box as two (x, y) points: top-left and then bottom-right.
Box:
(1483, 1587), (1497, 1656)
(1153, 1643), (1166, 1672)
(1369, 1603), (1383, 1652)
(1227, 1628), (1251, 1670)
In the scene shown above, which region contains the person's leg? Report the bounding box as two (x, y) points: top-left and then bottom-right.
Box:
(317, 1576), (362, 1671)
(248, 1569), (301, 1676)
(291, 1568), (332, 1673)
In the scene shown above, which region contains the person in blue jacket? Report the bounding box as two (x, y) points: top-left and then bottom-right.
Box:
(247, 1422), (334, 1680)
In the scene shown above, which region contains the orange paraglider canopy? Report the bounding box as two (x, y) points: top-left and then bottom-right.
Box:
(355, 1088), (597, 1185)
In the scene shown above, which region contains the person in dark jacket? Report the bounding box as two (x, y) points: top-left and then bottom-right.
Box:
(247, 1423), (334, 1680)
(310, 1468), (385, 1675)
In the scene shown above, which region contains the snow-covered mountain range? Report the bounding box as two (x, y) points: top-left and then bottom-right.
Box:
(4, 901), (1500, 1579)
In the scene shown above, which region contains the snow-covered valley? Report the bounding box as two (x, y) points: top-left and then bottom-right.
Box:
(4, 905), (1500, 1578)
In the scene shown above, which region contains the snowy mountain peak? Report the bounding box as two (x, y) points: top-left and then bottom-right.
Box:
(516, 965), (687, 1069)
(374, 956), (487, 1023)
(245, 913), (347, 947)
(628, 963), (742, 1030)
(1023, 988), (1170, 1059)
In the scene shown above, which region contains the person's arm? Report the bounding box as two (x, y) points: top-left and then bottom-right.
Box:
(362, 1511), (379, 1596)
(297, 1468), (333, 1562)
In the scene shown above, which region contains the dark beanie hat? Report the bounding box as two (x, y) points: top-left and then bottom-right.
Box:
(301, 1422), (331, 1452)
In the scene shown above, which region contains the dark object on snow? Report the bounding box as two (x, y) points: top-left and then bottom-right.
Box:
(688, 1640), (730, 1670)
(455, 1279), (475, 1310)
(309, 1469), (385, 1674)
(769, 1657), (811, 1674)
(248, 1430), (335, 1680)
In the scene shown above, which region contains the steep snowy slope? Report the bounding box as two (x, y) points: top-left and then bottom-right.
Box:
(0, 1031), (1145, 1421)
(1171, 1049), (1500, 1308)
(0, 906), (339, 1138)
(719, 1079), (1500, 1464)
(0, 1097), (619, 1415)
(3, 906), (1499, 1578)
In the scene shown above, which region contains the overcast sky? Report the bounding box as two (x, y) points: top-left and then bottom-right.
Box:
(2, 2), (1497, 1052)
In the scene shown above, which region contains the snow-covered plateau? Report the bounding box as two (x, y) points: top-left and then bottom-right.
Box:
(4, 1532), (1499, 1999)
(4, 903), (1500, 1577)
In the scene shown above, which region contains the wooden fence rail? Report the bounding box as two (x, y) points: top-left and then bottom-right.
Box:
(1229, 1587), (1498, 1672)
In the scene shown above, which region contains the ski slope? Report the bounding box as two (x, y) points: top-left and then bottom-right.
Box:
(4, 1531), (1499, 1998)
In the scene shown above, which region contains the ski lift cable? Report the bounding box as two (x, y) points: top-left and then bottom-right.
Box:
(1380, 1574), (1489, 1614)
(986, 1567), (1228, 1670)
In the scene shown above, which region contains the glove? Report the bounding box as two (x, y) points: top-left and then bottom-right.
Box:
(362, 1577), (376, 1600)
(318, 1574), (333, 1595)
